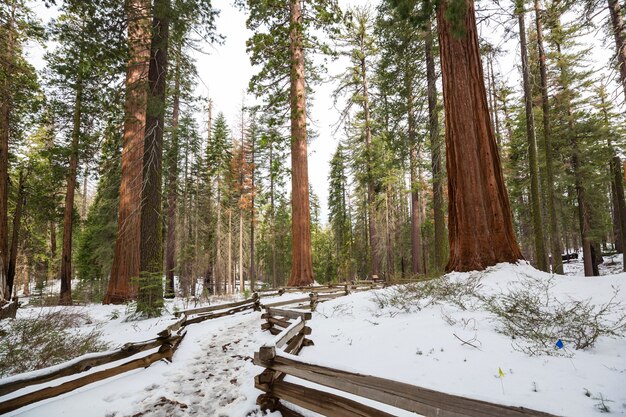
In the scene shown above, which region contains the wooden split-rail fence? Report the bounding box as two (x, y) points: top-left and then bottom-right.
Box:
(254, 296), (561, 417)
(0, 293), (266, 415)
(0, 282), (385, 415)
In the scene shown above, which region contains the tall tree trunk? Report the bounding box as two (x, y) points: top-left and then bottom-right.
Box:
(0, 0), (17, 301)
(105, 0), (151, 304)
(518, 6), (548, 271)
(425, 20), (446, 273)
(227, 210), (232, 293)
(139, 0), (169, 306)
(488, 54), (501, 147)
(239, 211), (243, 293)
(600, 90), (626, 269)
(608, 0), (626, 102)
(215, 181), (222, 295)
(437, 0), (523, 272)
(60, 77), (83, 305)
(81, 162), (88, 220)
(361, 52), (380, 280)
(22, 253), (29, 296)
(552, 33), (594, 276)
(288, 0), (314, 286)
(165, 51), (181, 298)
(7, 169), (25, 295)
(534, 0), (563, 274)
(407, 66), (424, 275)
(249, 131), (256, 291)
(269, 143), (277, 288)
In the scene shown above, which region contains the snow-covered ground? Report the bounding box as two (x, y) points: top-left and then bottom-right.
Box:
(3, 263), (626, 416)
(563, 252), (624, 276)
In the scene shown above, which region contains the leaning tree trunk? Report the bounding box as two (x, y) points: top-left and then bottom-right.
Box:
(7, 169), (25, 295)
(60, 77), (83, 306)
(287, 0), (314, 286)
(138, 0), (169, 309)
(425, 20), (446, 272)
(437, 0), (523, 272)
(105, 0), (152, 304)
(534, 0), (563, 274)
(518, 6), (548, 272)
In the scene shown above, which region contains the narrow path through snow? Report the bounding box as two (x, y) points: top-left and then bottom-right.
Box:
(126, 315), (262, 417)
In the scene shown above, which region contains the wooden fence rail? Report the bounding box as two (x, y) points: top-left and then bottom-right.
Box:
(253, 292), (561, 417)
(0, 295), (262, 415)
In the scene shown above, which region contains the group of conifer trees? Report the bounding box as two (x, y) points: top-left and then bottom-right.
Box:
(1, 0), (625, 310)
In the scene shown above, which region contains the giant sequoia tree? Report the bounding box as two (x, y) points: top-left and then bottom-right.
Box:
(240, 0), (341, 286)
(437, 0), (523, 271)
(104, 0), (151, 304)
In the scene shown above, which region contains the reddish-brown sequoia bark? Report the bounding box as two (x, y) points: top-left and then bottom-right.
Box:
(437, 0), (523, 272)
(287, 0), (314, 286)
(104, 0), (151, 304)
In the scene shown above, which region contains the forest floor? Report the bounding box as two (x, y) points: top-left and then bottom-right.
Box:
(2, 258), (626, 416)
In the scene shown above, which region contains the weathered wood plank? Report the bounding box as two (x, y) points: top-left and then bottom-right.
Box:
(265, 307), (312, 320)
(257, 380), (397, 417)
(256, 354), (560, 417)
(0, 335), (176, 397)
(268, 316), (291, 329)
(262, 297), (310, 309)
(183, 303), (253, 325)
(174, 297), (254, 317)
(0, 333), (185, 414)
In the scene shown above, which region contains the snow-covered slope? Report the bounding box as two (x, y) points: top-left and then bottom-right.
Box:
(3, 263), (625, 416)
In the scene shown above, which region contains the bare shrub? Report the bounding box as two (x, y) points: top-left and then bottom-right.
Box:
(484, 274), (626, 355)
(0, 308), (109, 377)
(371, 273), (484, 313)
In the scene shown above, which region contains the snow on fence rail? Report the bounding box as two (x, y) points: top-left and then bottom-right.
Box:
(254, 297), (561, 417)
(0, 295), (261, 415)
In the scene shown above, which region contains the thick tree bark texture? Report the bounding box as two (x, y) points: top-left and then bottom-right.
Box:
(139, 0), (169, 284)
(0, 2), (16, 301)
(608, 0), (626, 102)
(165, 56), (181, 298)
(7, 169), (25, 295)
(437, 0), (523, 272)
(534, 0), (563, 274)
(518, 9), (548, 272)
(60, 79), (83, 305)
(425, 21), (446, 272)
(287, 0), (314, 287)
(105, 0), (151, 304)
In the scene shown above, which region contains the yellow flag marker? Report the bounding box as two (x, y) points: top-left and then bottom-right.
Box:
(498, 367), (505, 378)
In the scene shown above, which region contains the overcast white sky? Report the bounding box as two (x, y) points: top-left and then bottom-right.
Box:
(26, 0), (620, 224)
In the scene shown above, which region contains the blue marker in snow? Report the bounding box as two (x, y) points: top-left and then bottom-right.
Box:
(555, 339), (564, 349)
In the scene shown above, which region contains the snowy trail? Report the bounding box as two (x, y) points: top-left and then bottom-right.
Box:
(131, 315), (260, 417)
(8, 309), (279, 417)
